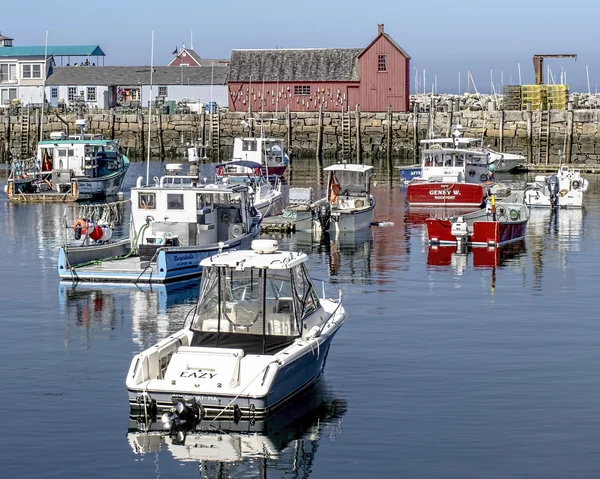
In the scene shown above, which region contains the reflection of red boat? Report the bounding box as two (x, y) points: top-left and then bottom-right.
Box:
(427, 240), (527, 269)
(405, 207), (478, 225)
(426, 199), (529, 247)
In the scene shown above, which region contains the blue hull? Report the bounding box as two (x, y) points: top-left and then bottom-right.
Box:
(399, 167), (422, 183)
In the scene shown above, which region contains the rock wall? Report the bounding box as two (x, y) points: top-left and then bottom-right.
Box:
(2, 106), (600, 164)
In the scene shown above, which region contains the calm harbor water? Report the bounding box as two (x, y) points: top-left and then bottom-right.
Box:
(1, 160), (600, 478)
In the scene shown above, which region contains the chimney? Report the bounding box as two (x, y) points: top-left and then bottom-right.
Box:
(378, 24), (384, 35)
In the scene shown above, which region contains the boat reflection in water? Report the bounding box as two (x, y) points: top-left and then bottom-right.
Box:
(58, 280), (199, 347)
(293, 229), (374, 281)
(427, 240), (527, 272)
(127, 381), (346, 478)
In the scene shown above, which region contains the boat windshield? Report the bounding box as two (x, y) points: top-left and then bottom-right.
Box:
(331, 170), (369, 194)
(190, 264), (320, 353)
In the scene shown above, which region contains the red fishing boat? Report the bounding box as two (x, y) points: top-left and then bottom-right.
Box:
(426, 195), (529, 247)
(406, 130), (494, 207)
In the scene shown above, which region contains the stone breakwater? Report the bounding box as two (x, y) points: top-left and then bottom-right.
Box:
(2, 106), (600, 164)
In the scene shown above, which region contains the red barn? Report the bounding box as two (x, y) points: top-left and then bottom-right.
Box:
(168, 46), (230, 67)
(227, 24), (410, 113)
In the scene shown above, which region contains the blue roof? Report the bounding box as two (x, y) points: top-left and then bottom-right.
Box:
(218, 160), (262, 169)
(0, 45), (105, 57)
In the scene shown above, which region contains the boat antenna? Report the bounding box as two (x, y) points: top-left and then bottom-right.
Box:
(146, 29), (155, 186)
(39, 28), (49, 142)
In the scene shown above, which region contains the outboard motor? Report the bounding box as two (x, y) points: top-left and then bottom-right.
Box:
(317, 203), (331, 231)
(546, 175), (560, 207)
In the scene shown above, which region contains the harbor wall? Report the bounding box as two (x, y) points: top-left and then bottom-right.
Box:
(2, 105), (600, 164)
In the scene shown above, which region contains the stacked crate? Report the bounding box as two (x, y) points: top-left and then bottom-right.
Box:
(546, 84), (569, 109)
(520, 85), (547, 110)
(502, 85), (522, 110)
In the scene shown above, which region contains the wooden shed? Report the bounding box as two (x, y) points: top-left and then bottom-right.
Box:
(227, 24), (410, 113)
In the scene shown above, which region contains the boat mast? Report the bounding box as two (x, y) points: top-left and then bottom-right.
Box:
(146, 30), (155, 186)
(39, 28), (49, 143)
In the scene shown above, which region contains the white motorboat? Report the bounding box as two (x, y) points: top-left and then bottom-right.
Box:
(126, 239), (347, 419)
(217, 160), (283, 217)
(524, 166), (589, 208)
(229, 136), (290, 178)
(6, 128), (129, 202)
(57, 166), (262, 283)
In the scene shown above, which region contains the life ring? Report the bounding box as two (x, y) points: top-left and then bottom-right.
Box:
(509, 209), (520, 220)
(480, 173), (488, 182)
(468, 169), (476, 177)
(73, 218), (87, 240)
(274, 155), (282, 164)
(572, 180), (581, 189)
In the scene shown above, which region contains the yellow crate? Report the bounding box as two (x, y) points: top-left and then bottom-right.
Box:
(546, 84), (568, 93)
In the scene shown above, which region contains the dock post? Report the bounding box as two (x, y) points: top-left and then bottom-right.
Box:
(34, 108), (40, 146)
(526, 103), (533, 164)
(109, 107), (115, 140)
(286, 105), (292, 155)
(386, 105), (392, 163)
(248, 106), (254, 137)
(3, 114), (11, 162)
(499, 108), (504, 153)
(138, 111), (145, 160)
(566, 102), (573, 164)
(316, 104), (323, 161)
(158, 112), (165, 159)
(412, 107), (418, 164)
(200, 105), (206, 159)
(446, 99), (453, 137)
(355, 104), (362, 163)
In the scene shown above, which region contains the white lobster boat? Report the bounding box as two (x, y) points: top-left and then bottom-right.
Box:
(126, 239), (347, 420)
(525, 166), (589, 208)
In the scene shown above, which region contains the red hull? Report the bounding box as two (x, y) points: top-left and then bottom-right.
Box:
(262, 165), (287, 177)
(407, 182), (484, 207)
(426, 218), (527, 246)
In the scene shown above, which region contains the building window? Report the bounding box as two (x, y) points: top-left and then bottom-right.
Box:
(0, 64), (16, 83)
(68, 87), (77, 102)
(1, 88), (17, 104)
(158, 86), (167, 97)
(50, 87), (58, 99)
(22, 64), (42, 79)
(378, 55), (387, 72)
(294, 85), (310, 95)
(87, 87), (96, 102)
(167, 193), (184, 210)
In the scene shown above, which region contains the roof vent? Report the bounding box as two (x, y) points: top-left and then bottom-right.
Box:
(251, 239), (278, 254)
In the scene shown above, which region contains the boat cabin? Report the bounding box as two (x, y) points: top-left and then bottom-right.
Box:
(131, 178), (256, 249)
(190, 241), (321, 355)
(324, 163), (373, 209)
(37, 138), (125, 190)
(419, 145), (491, 184)
(232, 137), (287, 167)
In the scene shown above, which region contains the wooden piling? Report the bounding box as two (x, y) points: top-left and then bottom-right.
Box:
(200, 105), (206, 158)
(446, 100), (453, 137)
(109, 107), (115, 140)
(499, 108), (504, 152)
(526, 103), (533, 164)
(355, 104), (362, 163)
(566, 103), (573, 164)
(286, 105), (292, 153)
(316, 104), (323, 161)
(3, 114), (11, 162)
(157, 112), (165, 159)
(412, 110), (418, 164)
(138, 112), (145, 159)
(386, 105), (392, 162)
(248, 106), (254, 137)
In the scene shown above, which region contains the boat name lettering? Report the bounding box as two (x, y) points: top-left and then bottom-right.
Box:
(180, 371), (217, 379)
(429, 190), (460, 196)
(173, 254), (194, 262)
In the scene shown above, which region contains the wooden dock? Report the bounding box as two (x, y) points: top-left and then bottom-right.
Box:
(515, 163), (599, 173)
(261, 215), (297, 233)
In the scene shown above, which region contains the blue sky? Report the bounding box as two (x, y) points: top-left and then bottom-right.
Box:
(3, 0), (598, 93)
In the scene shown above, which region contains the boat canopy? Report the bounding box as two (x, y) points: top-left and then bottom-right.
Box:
(217, 160), (262, 170)
(420, 137), (479, 145)
(191, 251), (320, 355)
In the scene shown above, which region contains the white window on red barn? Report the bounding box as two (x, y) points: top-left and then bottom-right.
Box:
(378, 55), (387, 72)
(294, 85), (310, 95)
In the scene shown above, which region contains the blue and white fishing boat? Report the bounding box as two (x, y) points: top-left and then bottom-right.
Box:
(57, 168), (262, 283)
(6, 127), (129, 202)
(126, 239), (347, 419)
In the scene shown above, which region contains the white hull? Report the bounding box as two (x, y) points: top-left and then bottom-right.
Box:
(327, 202), (375, 232)
(253, 190), (282, 218)
(525, 189), (584, 208)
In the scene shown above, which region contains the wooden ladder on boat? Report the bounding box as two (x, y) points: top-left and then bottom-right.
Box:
(537, 107), (550, 164)
(20, 109), (30, 158)
(209, 108), (220, 161)
(341, 106), (351, 161)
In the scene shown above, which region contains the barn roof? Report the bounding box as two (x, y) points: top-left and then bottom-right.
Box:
(358, 32), (411, 59)
(229, 48), (362, 82)
(46, 65), (229, 86)
(169, 48), (230, 67)
(0, 45), (105, 57)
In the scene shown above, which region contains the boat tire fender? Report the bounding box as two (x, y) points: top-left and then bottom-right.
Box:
(572, 180), (581, 189)
(480, 173), (488, 182)
(509, 209), (520, 221)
